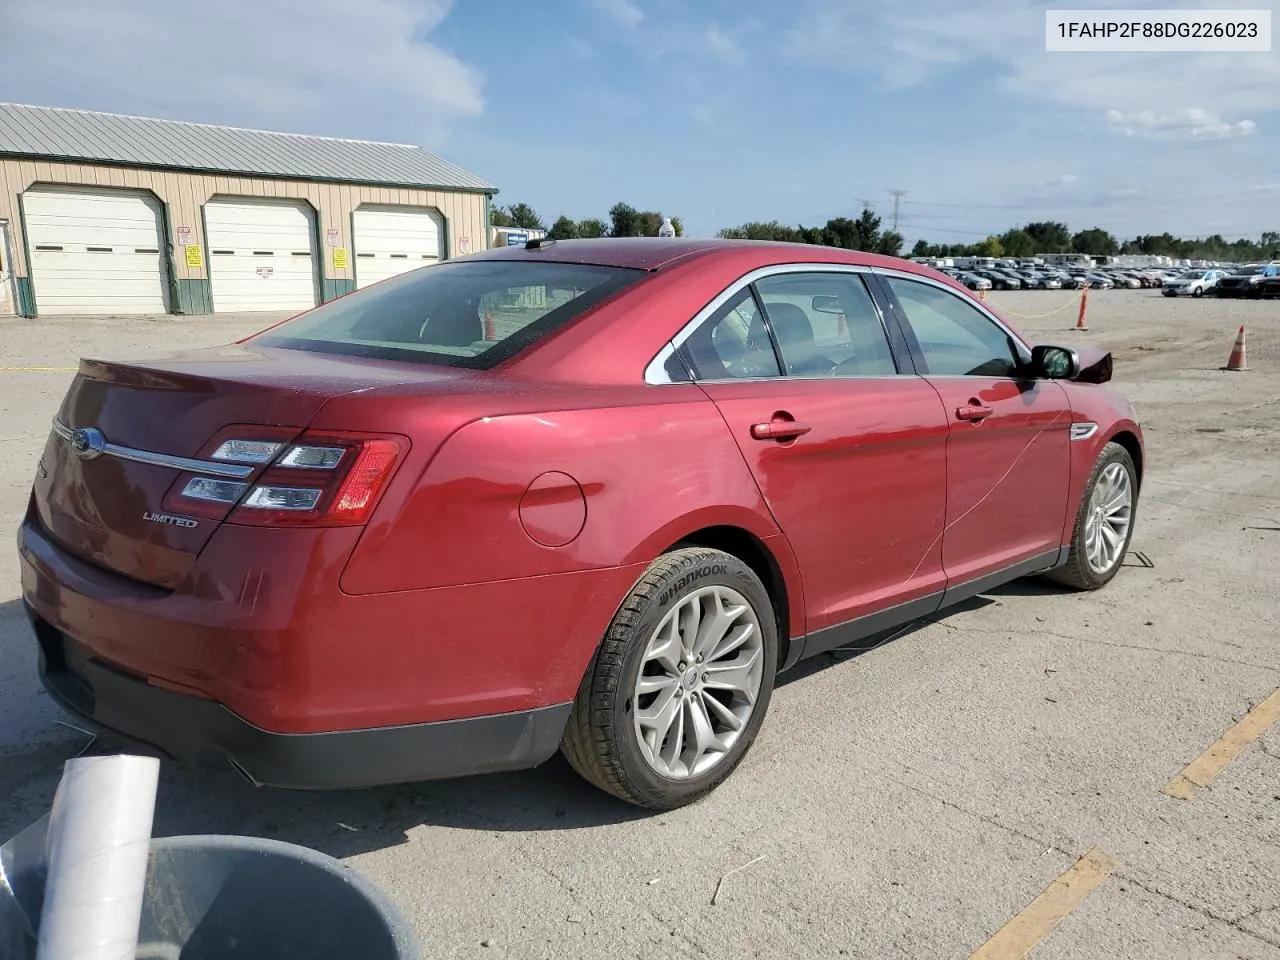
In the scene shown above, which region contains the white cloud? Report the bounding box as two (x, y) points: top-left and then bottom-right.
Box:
(1105, 108), (1258, 139)
(785, 1), (1278, 133)
(565, 34), (597, 59)
(706, 25), (747, 64)
(0, 0), (484, 148)
(588, 0), (644, 29)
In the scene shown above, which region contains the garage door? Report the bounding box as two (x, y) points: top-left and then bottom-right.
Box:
(22, 187), (168, 315)
(205, 199), (318, 312)
(352, 205), (443, 289)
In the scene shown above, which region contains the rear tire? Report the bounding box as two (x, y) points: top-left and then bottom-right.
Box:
(1047, 442), (1138, 591)
(561, 548), (778, 810)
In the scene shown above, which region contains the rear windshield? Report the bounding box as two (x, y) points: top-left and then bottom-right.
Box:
(253, 259), (646, 368)
(1232, 266), (1264, 276)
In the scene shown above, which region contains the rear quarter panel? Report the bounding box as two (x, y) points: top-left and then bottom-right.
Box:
(338, 387), (791, 596)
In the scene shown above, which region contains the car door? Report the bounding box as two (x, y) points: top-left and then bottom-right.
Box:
(673, 267), (951, 650)
(874, 271), (1072, 597)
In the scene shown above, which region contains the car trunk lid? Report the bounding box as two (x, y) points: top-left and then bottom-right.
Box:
(32, 343), (460, 589)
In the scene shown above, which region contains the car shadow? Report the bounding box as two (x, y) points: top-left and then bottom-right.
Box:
(0, 597), (649, 859)
(775, 572), (1082, 687)
(0, 570), (1087, 857)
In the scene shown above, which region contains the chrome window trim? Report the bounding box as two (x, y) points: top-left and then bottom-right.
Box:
(643, 262), (890, 385)
(645, 341), (686, 384)
(52, 418), (256, 479)
(868, 265), (1034, 365)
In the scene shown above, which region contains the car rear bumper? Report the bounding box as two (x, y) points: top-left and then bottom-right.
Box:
(18, 499), (648, 786)
(30, 612), (571, 788)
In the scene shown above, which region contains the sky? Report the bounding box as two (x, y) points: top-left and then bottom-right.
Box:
(2, 0), (1278, 244)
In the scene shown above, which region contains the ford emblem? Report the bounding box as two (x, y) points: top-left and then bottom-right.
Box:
(69, 427), (106, 460)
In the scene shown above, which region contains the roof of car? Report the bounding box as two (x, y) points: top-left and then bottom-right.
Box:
(466, 237), (918, 273)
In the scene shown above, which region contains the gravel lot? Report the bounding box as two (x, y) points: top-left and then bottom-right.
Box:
(2, 290), (1278, 959)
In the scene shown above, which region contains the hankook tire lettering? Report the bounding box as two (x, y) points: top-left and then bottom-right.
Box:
(658, 564), (728, 606)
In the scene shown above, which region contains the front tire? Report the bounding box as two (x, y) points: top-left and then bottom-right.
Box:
(561, 548), (779, 810)
(1047, 442), (1138, 590)
(1192, 287), (1203, 298)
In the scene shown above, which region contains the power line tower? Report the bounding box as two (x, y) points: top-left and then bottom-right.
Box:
(887, 189), (908, 232)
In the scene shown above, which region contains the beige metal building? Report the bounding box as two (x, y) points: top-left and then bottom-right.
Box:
(0, 103), (497, 317)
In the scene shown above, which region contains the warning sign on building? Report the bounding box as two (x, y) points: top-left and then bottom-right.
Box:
(256, 266), (274, 279)
(326, 227), (340, 247)
(184, 245), (203, 269)
(333, 248), (349, 270)
(177, 226), (193, 246)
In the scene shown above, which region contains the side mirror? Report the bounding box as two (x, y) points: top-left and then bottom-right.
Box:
(1029, 344), (1081, 379)
(810, 295), (844, 314)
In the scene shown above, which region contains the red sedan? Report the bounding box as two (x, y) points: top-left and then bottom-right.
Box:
(19, 238), (1143, 810)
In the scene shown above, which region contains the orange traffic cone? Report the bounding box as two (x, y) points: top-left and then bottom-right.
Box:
(837, 313), (848, 337)
(978, 288), (987, 301)
(1075, 285), (1089, 331)
(483, 311), (496, 341)
(1224, 325), (1247, 371)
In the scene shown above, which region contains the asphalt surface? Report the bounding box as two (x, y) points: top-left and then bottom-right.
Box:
(1, 290), (1277, 959)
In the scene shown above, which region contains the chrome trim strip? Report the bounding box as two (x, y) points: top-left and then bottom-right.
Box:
(645, 342), (682, 385)
(643, 262), (881, 385)
(52, 418), (256, 479)
(1070, 422), (1099, 441)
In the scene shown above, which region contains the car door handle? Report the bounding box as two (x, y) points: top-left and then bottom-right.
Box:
(955, 403), (994, 422)
(750, 419), (812, 441)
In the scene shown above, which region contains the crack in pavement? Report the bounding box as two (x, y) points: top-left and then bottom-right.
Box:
(882, 770), (1077, 861)
(1118, 876), (1280, 950)
(957, 625), (1280, 675)
(885, 763), (1280, 952)
(1233, 903), (1280, 924)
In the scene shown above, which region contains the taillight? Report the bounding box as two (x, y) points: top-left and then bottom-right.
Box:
(165, 430), (407, 527)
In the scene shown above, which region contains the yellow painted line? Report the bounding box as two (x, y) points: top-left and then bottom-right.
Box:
(969, 848), (1121, 960)
(0, 365), (78, 372)
(1163, 687), (1280, 801)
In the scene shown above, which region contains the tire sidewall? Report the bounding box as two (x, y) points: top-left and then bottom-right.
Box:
(1074, 445), (1138, 588)
(609, 552), (778, 806)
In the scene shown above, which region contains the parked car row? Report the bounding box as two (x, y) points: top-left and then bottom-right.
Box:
(926, 258), (1280, 299)
(1163, 263), (1280, 298)
(935, 263), (1143, 293)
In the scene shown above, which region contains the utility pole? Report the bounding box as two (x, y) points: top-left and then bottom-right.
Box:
(887, 189), (908, 233)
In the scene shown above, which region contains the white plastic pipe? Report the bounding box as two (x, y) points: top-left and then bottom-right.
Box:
(37, 755), (160, 960)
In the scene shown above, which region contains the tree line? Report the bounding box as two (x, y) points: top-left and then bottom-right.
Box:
(494, 200), (1280, 262)
(491, 201), (683, 240)
(908, 223), (1280, 262)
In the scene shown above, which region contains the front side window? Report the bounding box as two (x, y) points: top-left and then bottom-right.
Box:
(253, 259), (645, 368)
(885, 276), (1023, 377)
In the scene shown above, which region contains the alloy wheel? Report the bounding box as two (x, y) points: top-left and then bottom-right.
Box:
(1083, 462), (1133, 574)
(632, 586), (764, 780)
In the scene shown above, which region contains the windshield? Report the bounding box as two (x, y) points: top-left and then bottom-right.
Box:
(1179, 271), (1207, 279)
(1232, 266), (1264, 276)
(252, 259), (645, 368)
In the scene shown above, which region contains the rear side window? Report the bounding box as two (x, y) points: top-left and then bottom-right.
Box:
(253, 259), (645, 368)
(682, 287), (782, 380)
(754, 272), (897, 377)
